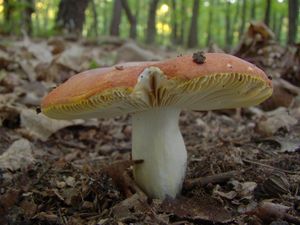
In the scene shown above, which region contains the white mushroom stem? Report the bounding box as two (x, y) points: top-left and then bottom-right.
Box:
(132, 107), (187, 199)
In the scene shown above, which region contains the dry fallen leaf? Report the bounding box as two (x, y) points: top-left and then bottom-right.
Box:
(0, 47), (15, 70)
(55, 44), (85, 72)
(115, 42), (163, 63)
(257, 107), (297, 136)
(230, 180), (257, 199)
(112, 193), (147, 220)
(0, 138), (34, 171)
(160, 196), (233, 223)
(272, 137), (300, 153)
(19, 199), (38, 217)
(249, 201), (289, 223)
(213, 185), (237, 200)
(20, 108), (83, 141)
(0, 189), (20, 219)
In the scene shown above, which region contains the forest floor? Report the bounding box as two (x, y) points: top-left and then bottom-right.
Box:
(1, 28), (300, 225)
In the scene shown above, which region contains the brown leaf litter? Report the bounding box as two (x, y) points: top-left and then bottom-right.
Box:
(1, 31), (300, 224)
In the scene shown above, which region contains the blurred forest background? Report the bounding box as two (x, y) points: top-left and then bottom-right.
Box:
(1, 1), (300, 224)
(0, 0), (299, 49)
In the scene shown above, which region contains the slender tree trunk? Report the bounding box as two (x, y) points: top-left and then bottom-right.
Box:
(146, 0), (159, 44)
(34, 7), (40, 34)
(178, 0), (186, 45)
(135, 0), (140, 19)
(121, 0), (137, 39)
(233, 0), (240, 43)
(22, 0), (35, 35)
(3, 0), (13, 34)
(102, 0), (109, 35)
(272, 11), (277, 36)
(134, 0), (140, 38)
(287, 0), (299, 45)
(44, 7), (49, 31)
(250, 0), (256, 20)
(239, 0), (247, 39)
(171, 0), (178, 45)
(206, 0), (214, 46)
(187, 0), (200, 48)
(276, 13), (284, 43)
(225, 1), (232, 51)
(214, 0), (222, 45)
(3, 0), (12, 23)
(91, 0), (99, 37)
(110, 0), (122, 36)
(56, 0), (89, 35)
(264, 0), (271, 27)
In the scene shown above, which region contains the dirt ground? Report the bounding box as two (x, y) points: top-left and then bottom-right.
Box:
(1, 31), (300, 225)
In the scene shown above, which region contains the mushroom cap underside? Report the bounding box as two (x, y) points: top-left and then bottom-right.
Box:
(41, 53), (273, 119)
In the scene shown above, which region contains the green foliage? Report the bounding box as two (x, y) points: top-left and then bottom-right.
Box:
(88, 59), (100, 69)
(0, 0), (299, 48)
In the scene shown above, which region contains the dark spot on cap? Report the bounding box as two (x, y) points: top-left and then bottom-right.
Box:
(192, 51), (206, 64)
(267, 75), (273, 80)
(36, 107), (41, 114)
(134, 159), (144, 164)
(115, 65), (124, 70)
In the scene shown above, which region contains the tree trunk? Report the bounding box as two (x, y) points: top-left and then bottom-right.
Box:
(110, 0), (122, 36)
(214, 0), (222, 45)
(287, 0), (299, 45)
(3, 0), (12, 23)
(225, 1), (232, 51)
(272, 12), (277, 37)
(121, 0), (137, 39)
(250, 0), (256, 20)
(206, 0), (215, 46)
(44, 6), (49, 31)
(264, 0), (271, 27)
(34, 7), (40, 34)
(178, 0), (186, 45)
(135, 0), (140, 21)
(233, 0), (240, 43)
(91, 0), (99, 37)
(101, 0), (109, 35)
(22, 0), (35, 35)
(135, 0), (140, 37)
(146, 0), (159, 44)
(171, 0), (178, 45)
(239, 0), (247, 39)
(276, 13), (284, 42)
(3, 0), (13, 34)
(187, 0), (200, 48)
(56, 0), (89, 35)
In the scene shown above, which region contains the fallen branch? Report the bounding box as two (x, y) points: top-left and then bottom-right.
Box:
(183, 170), (240, 190)
(242, 159), (300, 175)
(275, 78), (300, 96)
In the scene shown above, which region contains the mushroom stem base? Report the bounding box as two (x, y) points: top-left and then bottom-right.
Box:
(132, 107), (187, 199)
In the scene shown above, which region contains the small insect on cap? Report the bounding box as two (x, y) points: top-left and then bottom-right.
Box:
(41, 53), (273, 119)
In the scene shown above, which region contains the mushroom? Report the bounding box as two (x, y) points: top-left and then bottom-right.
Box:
(41, 53), (273, 199)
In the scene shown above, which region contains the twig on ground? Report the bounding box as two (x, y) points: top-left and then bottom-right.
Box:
(183, 170), (240, 190)
(242, 158), (300, 175)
